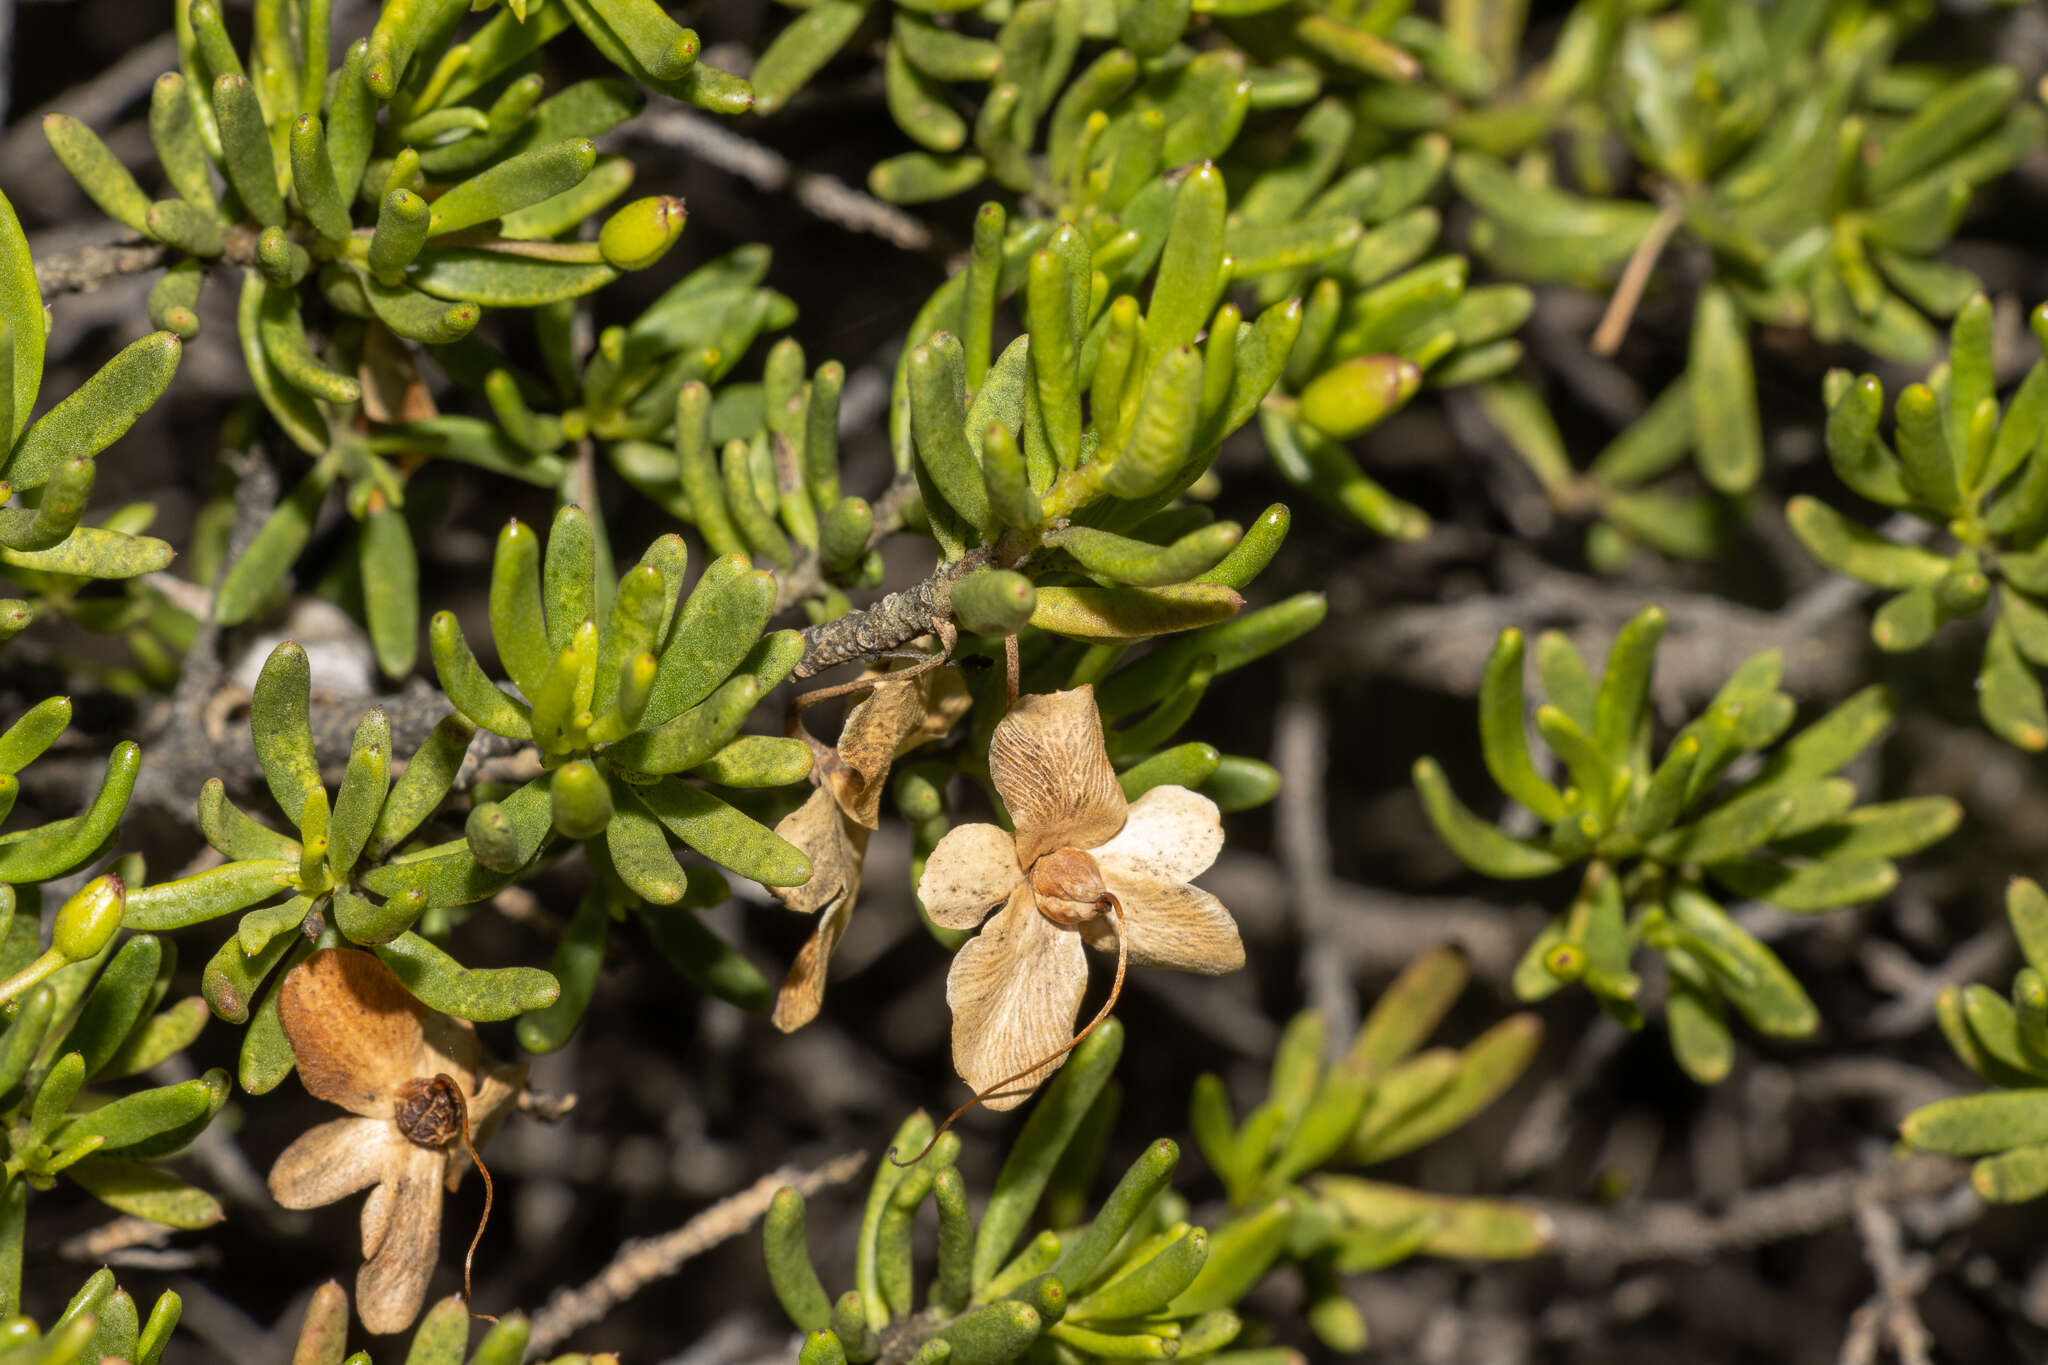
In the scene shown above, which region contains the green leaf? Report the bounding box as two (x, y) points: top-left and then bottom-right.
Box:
(632, 780), (810, 887)
(51, 1069), (221, 1153)
(1665, 887), (1817, 1037)
(211, 73), (284, 225)
(0, 740), (139, 882)
(1029, 583), (1243, 642)
(43, 114), (153, 234)
(250, 642), (321, 820)
(360, 506), (420, 678)
(1983, 612), (2048, 751)
(65, 1157), (223, 1229)
(56, 933), (162, 1077)
(429, 610), (533, 739)
(1786, 497), (1949, 589)
(1313, 1176), (1550, 1259)
(636, 897), (770, 1010)
(1903, 1090), (2048, 1156)
(1529, 629), (1597, 732)
(1688, 284), (1762, 494)
(373, 931), (560, 1022)
(645, 554), (776, 726)
(1165, 1196), (1294, 1316)
(368, 714), (475, 860)
(327, 709), (391, 881)
(1709, 854), (1899, 913)
(1350, 1014), (1543, 1162)
(972, 1019), (1124, 1286)
(123, 860), (298, 931)
(0, 191), (43, 444)
(411, 247), (619, 307)
(909, 335), (991, 531)
(6, 331), (182, 490)
(1411, 757), (1568, 879)
(203, 919), (299, 1023)
(430, 138), (599, 236)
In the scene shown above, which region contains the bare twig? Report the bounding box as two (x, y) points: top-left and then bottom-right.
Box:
(33, 236), (167, 295)
(625, 108), (934, 253)
(56, 1215), (175, 1261)
(1591, 193), (1685, 356)
(1840, 1199), (1936, 1365)
(795, 550), (990, 678)
(1276, 680), (1357, 1044)
(1342, 557), (1877, 709)
(1539, 1154), (1967, 1265)
(527, 1150), (868, 1353)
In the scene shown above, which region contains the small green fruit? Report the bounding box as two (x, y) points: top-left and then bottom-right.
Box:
(53, 874), (125, 960)
(600, 195), (687, 270)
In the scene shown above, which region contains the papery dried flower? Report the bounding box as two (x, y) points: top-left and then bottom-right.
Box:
(772, 662), (970, 1032)
(267, 949), (525, 1334)
(917, 685), (1241, 1110)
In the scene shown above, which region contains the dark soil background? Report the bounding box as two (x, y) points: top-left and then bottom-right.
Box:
(10, 2), (2048, 1361)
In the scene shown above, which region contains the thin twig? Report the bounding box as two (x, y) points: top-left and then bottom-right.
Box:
(56, 1215), (176, 1261)
(795, 550), (991, 679)
(33, 236), (167, 296)
(1276, 678), (1357, 1045)
(1591, 193), (1685, 356)
(1841, 1199), (1935, 1365)
(526, 1150), (868, 1353)
(625, 109), (934, 253)
(1539, 1153), (1967, 1265)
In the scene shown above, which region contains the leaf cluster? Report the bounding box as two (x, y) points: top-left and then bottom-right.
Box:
(2, 880), (226, 1306)
(1899, 879), (2048, 1206)
(1415, 609), (1958, 1081)
(769, 949), (1542, 1362)
(0, 1268), (182, 1365)
(1792, 295), (2048, 750)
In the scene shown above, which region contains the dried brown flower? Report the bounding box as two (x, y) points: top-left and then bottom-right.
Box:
(771, 663), (970, 1032)
(267, 949), (525, 1334)
(916, 685), (1241, 1110)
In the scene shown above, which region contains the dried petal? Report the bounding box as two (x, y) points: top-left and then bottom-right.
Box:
(356, 1142), (447, 1334)
(278, 948), (434, 1117)
(989, 686), (1126, 866)
(918, 821), (1020, 929)
(1084, 863), (1245, 974)
(828, 664), (970, 828)
(1092, 785), (1223, 883)
(773, 894), (852, 1033)
(770, 786), (867, 916)
(946, 883), (1088, 1109)
(268, 1115), (405, 1211)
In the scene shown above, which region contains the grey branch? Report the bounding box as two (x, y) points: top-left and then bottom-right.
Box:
(1539, 1153), (1967, 1265)
(34, 236), (167, 296)
(527, 1149), (868, 1354)
(794, 549), (989, 679)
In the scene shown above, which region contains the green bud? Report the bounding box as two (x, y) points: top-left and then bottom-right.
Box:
(1298, 355), (1423, 440)
(551, 759), (615, 840)
(467, 801), (525, 872)
(256, 227), (311, 287)
(54, 873), (125, 961)
(599, 196), (688, 271)
(369, 188), (431, 280)
(950, 568), (1036, 635)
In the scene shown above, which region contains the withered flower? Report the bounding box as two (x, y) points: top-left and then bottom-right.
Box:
(917, 685), (1242, 1110)
(771, 662), (970, 1031)
(267, 949), (525, 1334)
